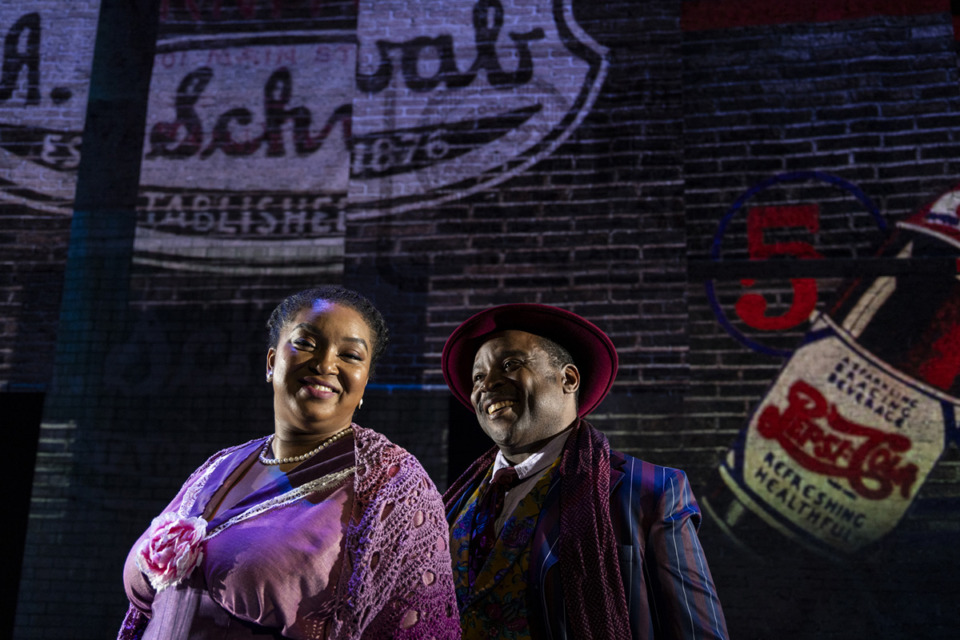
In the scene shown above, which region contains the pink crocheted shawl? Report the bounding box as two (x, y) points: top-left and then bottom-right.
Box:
(119, 425), (460, 639)
(328, 425), (460, 638)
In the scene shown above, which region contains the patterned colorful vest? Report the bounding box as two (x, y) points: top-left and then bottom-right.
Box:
(450, 459), (560, 640)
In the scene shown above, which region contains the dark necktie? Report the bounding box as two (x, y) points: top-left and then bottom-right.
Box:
(468, 466), (521, 586)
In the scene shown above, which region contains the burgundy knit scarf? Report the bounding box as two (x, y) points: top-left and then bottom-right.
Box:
(444, 419), (631, 639)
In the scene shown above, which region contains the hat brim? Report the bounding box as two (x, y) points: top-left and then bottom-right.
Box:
(441, 304), (618, 417)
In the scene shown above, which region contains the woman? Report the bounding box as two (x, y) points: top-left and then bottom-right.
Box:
(119, 286), (460, 639)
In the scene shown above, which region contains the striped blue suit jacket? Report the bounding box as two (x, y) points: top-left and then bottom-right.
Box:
(448, 448), (728, 639)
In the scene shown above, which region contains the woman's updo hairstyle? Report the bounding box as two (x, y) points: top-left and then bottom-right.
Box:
(267, 286), (389, 375)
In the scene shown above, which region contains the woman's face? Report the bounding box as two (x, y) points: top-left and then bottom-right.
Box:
(267, 300), (373, 437)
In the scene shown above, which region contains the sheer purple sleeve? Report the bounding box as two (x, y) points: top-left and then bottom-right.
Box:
(117, 603), (149, 640)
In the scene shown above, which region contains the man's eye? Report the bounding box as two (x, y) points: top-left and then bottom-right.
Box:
(503, 359), (520, 370)
(473, 373), (485, 383)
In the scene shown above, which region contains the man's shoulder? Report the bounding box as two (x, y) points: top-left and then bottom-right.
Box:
(609, 447), (674, 473)
(606, 449), (702, 534)
(609, 448), (691, 492)
(579, 420), (687, 485)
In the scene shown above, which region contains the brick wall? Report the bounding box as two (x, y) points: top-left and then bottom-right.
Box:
(0, 2), (100, 389)
(0, 4), (101, 637)
(683, 4), (960, 637)
(348, 0), (689, 395)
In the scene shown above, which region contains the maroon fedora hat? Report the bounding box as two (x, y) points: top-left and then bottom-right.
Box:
(441, 303), (618, 417)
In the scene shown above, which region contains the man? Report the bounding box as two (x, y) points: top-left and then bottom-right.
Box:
(442, 304), (728, 639)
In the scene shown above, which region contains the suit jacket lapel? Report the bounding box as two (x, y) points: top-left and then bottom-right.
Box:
(609, 449), (626, 496)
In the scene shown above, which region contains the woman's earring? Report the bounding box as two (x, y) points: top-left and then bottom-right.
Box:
(266, 371), (273, 383)
(358, 398), (364, 409)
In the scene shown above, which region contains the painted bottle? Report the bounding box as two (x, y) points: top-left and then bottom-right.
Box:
(702, 184), (960, 557)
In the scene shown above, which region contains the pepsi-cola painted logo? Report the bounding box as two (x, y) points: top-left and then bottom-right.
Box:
(757, 379), (919, 501)
(135, 0), (609, 273)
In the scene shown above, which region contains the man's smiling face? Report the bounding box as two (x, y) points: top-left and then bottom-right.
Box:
(469, 330), (579, 462)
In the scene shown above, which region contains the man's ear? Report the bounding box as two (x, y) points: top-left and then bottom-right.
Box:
(561, 363), (580, 394)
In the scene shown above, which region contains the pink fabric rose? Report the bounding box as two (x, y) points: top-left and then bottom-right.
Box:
(135, 512), (207, 592)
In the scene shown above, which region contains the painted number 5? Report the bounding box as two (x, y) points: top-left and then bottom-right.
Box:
(735, 205), (823, 331)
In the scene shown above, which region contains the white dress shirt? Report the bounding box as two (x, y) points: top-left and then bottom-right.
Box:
(490, 429), (572, 534)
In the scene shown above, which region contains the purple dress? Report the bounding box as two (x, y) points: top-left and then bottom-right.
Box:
(120, 426), (461, 639)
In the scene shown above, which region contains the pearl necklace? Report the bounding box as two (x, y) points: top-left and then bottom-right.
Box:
(259, 427), (352, 466)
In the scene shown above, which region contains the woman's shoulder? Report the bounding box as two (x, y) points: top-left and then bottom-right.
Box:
(213, 434), (271, 458)
(350, 423), (441, 498)
(180, 435), (270, 486)
(200, 435), (269, 466)
(351, 424), (417, 464)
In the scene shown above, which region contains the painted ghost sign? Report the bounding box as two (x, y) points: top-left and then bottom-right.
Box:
(349, 0), (609, 216)
(705, 171), (886, 357)
(704, 184), (960, 556)
(134, 0), (609, 273)
(135, 7), (354, 275)
(0, 6), (99, 213)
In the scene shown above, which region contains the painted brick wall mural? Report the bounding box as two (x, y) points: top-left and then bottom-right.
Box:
(7, 0), (960, 638)
(0, 2), (100, 388)
(0, 3), (102, 637)
(682, 2), (960, 636)
(136, 1), (352, 275)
